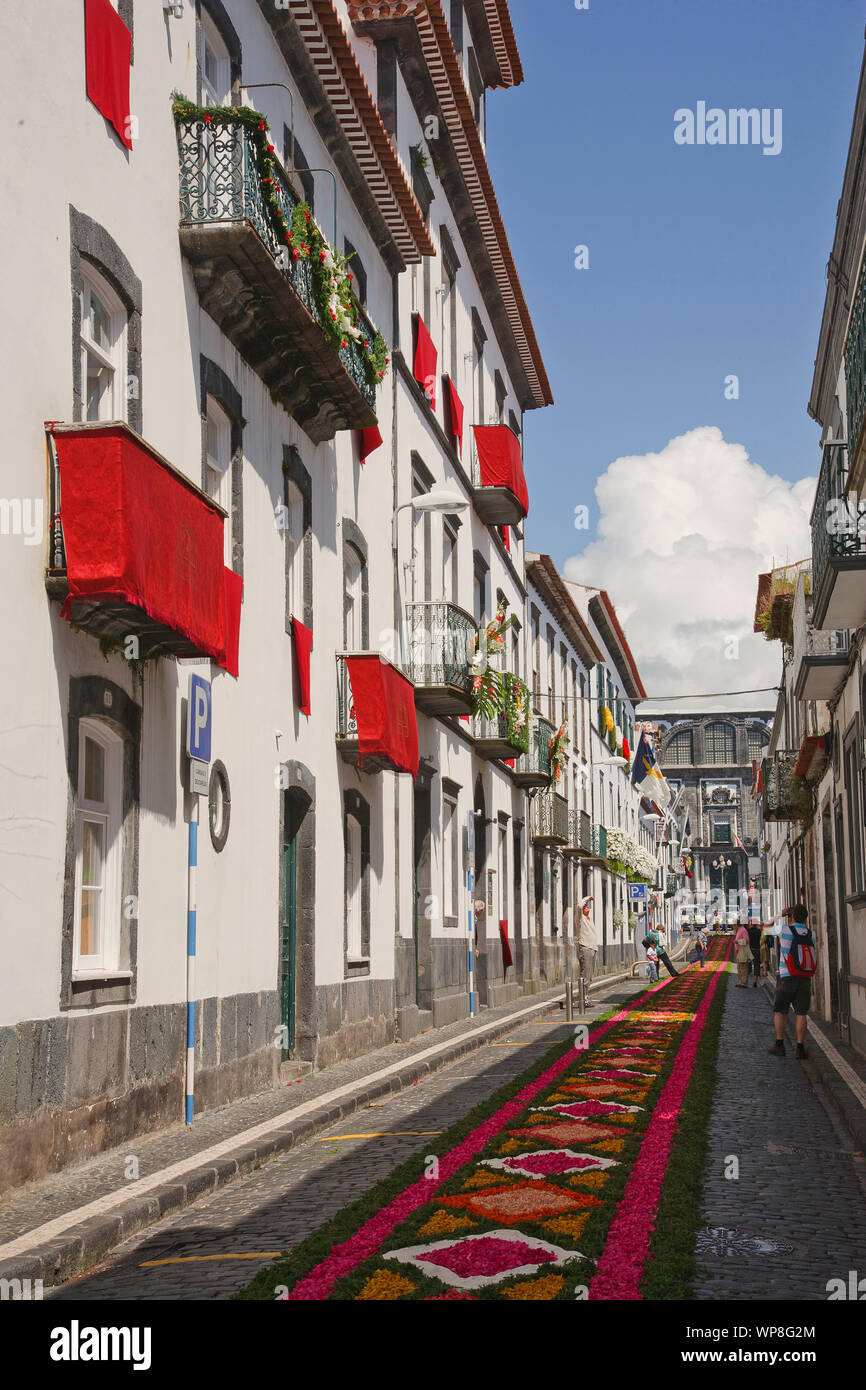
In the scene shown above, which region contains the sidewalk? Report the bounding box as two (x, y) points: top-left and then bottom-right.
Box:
(0, 957), (651, 1288)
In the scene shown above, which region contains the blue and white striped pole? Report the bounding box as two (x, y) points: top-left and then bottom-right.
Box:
(185, 799), (198, 1125)
(467, 868), (475, 1017)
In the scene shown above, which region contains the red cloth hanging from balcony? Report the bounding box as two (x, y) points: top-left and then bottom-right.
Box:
(345, 657), (419, 775)
(413, 315), (438, 409)
(500, 525), (510, 552)
(221, 569), (243, 677)
(499, 920), (513, 970)
(291, 617), (313, 715)
(446, 376), (464, 455)
(54, 425), (235, 663)
(473, 425), (529, 518)
(85, 0), (133, 150)
(359, 425), (383, 464)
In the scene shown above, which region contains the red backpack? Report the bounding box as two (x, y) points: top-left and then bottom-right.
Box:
(785, 922), (817, 978)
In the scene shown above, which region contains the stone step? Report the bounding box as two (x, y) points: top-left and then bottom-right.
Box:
(279, 1059), (313, 1083)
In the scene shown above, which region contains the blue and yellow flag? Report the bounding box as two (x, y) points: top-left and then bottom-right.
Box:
(631, 731), (671, 808)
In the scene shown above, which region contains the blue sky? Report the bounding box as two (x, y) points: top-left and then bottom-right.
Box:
(487, 0), (865, 705)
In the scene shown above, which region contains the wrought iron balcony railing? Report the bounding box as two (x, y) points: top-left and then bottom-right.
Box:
(404, 601), (476, 716)
(532, 790), (569, 844)
(846, 258), (866, 473)
(512, 716), (554, 789)
(761, 752), (811, 823)
(175, 116), (378, 441)
(792, 574), (849, 701)
(471, 673), (531, 759)
(810, 440), (866, 629)
(335, 654), (417, 773)
(565, 808), (593, 857)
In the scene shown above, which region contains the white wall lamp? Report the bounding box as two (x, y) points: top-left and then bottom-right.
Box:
(163, 1), (184, 18)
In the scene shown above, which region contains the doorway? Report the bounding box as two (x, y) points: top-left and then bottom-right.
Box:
(413, 783), (432, 1010)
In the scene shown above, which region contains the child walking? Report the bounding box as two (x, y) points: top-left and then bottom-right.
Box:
(646, 943), (660, 983)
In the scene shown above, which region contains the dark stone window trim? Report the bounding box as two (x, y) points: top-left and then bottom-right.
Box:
(344, 790), (371, 976)
(440, 224), (461, 279)
(285, 128), (315, 213)
(342, 517), (369, 649)
(410, 451), (436, 492)
(60, 677), (141, 1011)
(451, 0), (464, 55)
(442, 776), (462, 798)
(471, 307), (488, 347)
(196, 0), (242, 94)
(284, 446), (313, 634)
(279, 764), (317, 1064)
(70, 206), (142, 434)
(343, 237), (367, 307)
(200, 356), (244, 578)
(376, 39), (399, 140)
(410, 145), (435, 223)
(118, 0), (133, 63)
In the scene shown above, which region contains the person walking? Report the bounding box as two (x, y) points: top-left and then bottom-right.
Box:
(648, 923), (679, 978)
(760, 925), (770, 977)
(578, 895), (599, 994)
(734, 921), (752, 987)
(768, 904), (818, 1060)
(694, 925), (709, 968)
(747, 920), (763, 988)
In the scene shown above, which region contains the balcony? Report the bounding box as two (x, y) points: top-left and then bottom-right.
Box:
(46, 423), (239, 665)
(531, 790), (569, 845)
(761, 752), (811, 823)
(471, 673), (530, 760)
(846, 257), (866, 482)
(810, 441), (866, 630)
(589, 824), (608, 861)
(512, 716), (555, 789)
(470, 426), (529, 526)
(404, 601), (476, 716)
(175, 114), (379, 444)
(792, 575), (849, 701)
(335, 654), (418, 774)
(564, 808), (593, 859)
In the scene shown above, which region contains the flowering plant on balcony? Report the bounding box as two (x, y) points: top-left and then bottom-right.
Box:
(503, 673), (530, 755)
(599, 704), (614, 735)
(171, 97), (389, 387)
(548, 719), (569, 786)
(469, 604), (517, 718)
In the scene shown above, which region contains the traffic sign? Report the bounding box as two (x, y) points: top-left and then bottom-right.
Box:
(187, 675), (212, 763)
(628, 883), (647, 901)
(188, 758), (209, 796)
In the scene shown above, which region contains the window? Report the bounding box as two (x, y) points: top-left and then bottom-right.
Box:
(532, 612), (540, 699)
(343, 543), (364, 649)
(450, 0), (463, 53)
(579, 673), (586, 753)
(498, 824), (508, 922)
(441, 257), (456, 381)
(663, 730), (693, 766)
(345, 813), (363, 959)
(747, 727), (765, 765)
(205, 396), (232, 566)
(344, 238), (366, 307)
(443, 519), (458, 604)
(285, 479), (304, 623)
(73, 720), (122, 975)
(443, 794), (459, 923)
(200, 10), (231, 106)
(495, 372), (507, 424)
(511, 621), (521, 683)
(547, 627), (556, 713)
(844, 731), (864, 893)
(473, 330), (485, 425)
(412, 470), (431, 603)
(287, 133), (315, 214)
(713, 820), (732, 845)
(80, 263), (125, 423)
(705, 722), (735, 765)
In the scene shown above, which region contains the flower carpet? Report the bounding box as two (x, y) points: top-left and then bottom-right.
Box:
(240, 937), (731, 1301)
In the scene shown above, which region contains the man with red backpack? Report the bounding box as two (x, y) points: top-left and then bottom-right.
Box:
(767, 903), (818, 1060)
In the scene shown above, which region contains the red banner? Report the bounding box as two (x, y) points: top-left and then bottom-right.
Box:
(345, 657), (419, 775)
(413, 315), (438, 409)
(291, 617), (313, 715)
(446, 376), (464, 455)
(85, 0), (133, 150)
(473, 425), (529, 517)
(54, 425), (234, 664)
(359, 425), (383, 464)
(499, 920), (513, 970)
(222, 569), (243, 677)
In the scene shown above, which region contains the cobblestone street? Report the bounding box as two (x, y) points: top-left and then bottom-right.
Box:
(41, 963), (866, 1302)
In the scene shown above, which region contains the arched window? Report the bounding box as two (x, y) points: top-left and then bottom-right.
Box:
(74, 718), (123, 974)
(705, 722), (735, 765)
(663, 730), (692, 766)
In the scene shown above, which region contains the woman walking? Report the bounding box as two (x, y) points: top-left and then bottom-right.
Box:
(734, 922), (752, 987)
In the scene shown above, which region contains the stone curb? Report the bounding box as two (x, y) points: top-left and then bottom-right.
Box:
(759, 973), (866, 1154)
(0, 969), (644, 1290)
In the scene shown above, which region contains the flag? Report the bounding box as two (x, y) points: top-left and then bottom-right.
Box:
(682, 854), (693, 879)
(631, 730), (671, 808)
(735, 833), (747, 852)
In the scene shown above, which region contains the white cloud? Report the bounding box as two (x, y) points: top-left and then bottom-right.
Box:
(563, 426), (816, 713)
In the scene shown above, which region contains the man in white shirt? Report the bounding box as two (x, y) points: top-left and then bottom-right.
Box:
(578, 895), (599, 991)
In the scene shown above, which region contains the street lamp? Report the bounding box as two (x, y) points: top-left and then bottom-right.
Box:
(712, 855), (733, 920)
(392, 491), (469, 665)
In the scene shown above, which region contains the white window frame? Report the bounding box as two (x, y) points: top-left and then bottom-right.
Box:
(205, 396), (232, 566)
(344, 543), (363, 650)
(200, 10), (231, 107)
(72, 719), (123, 978)
(80, 263), (126, 424)
(286, 479), (305, 623)
(346, 813), (363, 960)
(498, 824), (508, 923)
(443, 795), (458, 922)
